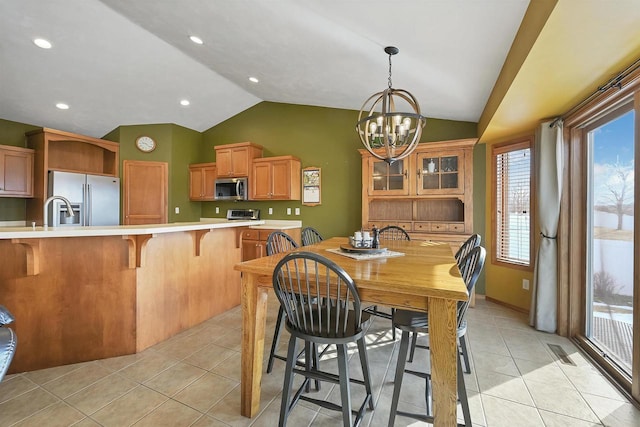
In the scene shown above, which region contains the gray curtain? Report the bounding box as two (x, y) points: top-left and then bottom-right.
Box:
(530, 120), (563, 332)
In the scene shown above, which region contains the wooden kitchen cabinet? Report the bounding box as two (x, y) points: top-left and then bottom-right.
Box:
(240, 229), (265, 261)
(250, 155), (301, 200)
(214, 142), (263, 177)
(0, 144), (34, 197)
(123, 160), (168, 225)
(360, 138), (476, 243)
(189, 162), (216, 201)
(240, 227), (301, 261)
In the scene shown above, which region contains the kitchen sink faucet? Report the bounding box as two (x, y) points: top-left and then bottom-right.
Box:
(43, 195), (74, 228)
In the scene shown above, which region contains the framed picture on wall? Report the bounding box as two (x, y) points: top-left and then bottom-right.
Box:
(302, 167), (321, 206)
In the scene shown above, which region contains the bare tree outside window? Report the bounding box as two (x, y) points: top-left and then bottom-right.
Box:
(509, 184), (530, 215)
(598, 161), (634, 230)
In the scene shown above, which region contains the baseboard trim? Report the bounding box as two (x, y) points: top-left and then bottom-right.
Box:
(485, 296), (529, 314)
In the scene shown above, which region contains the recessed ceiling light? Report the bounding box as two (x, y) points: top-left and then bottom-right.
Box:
(55, 103), (69, 110)
(189, 36), (204, 45)
(249, 77), (259, 83)
(34, 38), (52, 49)
(180, 99), (190, 106)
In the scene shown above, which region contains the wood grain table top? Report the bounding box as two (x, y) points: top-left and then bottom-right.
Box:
(234, 236), (468, 303)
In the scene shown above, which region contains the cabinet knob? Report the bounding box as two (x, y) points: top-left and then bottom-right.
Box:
(404, 170), (408, 178)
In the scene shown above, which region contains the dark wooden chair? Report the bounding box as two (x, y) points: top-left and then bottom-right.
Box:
(408, 233), (482, 368)
(363, 225), (411, 339)
(266, 231), (300, 373)
(301, 226), (324, 246)
(273, 252), (374, 426)
(0, 305), (17, 383)
(266, 230), (299, 256)
(379, 225), (411, 241)
(388, 246), (486, 427)
(455, 233), (481, 269)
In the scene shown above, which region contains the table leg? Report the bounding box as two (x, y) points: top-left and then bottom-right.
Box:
(428, 297), (459, 427)
(241, 272), (269, 417)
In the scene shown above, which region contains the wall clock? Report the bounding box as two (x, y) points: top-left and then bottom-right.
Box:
(135, 135), (156, 153)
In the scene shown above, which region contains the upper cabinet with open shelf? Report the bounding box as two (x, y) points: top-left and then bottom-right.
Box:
(25, 128), (120, 225)
(26, 128), (119, 177)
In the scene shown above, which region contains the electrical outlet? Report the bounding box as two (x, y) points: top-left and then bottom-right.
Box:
(174, 207), (180, 214)
(522, 279), (530, 290)
(268, 207), (273, 215)
(295, 208), (300, 215)
(286, 208), (292, 215)
(215, 207), (220, 214)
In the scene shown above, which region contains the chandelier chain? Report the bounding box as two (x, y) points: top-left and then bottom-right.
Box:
(388, 53), (393, 89)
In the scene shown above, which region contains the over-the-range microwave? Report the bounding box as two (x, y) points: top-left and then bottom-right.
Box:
(215, 177), (248, 201)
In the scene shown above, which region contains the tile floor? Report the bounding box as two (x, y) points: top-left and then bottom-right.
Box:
(1, 296), (639, 426)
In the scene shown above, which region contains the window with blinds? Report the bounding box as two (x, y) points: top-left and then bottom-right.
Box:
(492, 139), (532, 267)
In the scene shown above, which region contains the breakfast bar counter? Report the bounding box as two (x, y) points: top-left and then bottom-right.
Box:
(0, 220), (262, 373)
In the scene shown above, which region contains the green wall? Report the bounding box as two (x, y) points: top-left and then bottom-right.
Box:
(1, 102), (482, 244)
(171, 125), (205, 222)
(0, 118), (39, 221)
(104, 123), (203, 223)
(200, 102), (478, 239)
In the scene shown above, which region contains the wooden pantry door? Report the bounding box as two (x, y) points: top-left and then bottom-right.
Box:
(123, 160), (168, 225)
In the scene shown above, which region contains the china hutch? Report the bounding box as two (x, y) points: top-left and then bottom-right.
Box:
(360, 138), (476, 246)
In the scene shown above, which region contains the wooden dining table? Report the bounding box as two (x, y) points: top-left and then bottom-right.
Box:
(233, 236), (469, 427)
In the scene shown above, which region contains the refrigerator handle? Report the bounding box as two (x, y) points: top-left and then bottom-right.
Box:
(82, 184), (86, 226)
(87, 184), (92, 226)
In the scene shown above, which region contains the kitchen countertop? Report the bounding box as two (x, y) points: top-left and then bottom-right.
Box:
(247, 220), (302, 230)
(199, 218), (302, 230)
(0, 218), (267, 239)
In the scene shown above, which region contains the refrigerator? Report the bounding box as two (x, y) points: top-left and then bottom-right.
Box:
(47, 171), (120, 226)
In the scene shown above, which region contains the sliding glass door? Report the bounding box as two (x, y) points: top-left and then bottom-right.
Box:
(585, 103), (635, 377)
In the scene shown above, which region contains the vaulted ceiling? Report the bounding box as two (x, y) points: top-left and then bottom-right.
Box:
(1, 1), (639, 143)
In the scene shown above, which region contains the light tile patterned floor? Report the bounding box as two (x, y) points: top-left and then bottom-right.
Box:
(1, 296), (638, 426)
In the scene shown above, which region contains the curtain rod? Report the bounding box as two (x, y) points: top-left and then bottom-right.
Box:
(549, 56), (640, 128)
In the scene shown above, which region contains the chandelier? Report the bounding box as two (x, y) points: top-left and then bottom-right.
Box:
(356, 46), (426, 164)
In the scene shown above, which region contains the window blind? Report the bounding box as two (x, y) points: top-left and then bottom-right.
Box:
(494, 142), (531, 266)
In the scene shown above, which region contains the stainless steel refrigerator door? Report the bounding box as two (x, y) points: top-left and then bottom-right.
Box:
(48, 171), (86, 226)
(86, 175), (120, 226)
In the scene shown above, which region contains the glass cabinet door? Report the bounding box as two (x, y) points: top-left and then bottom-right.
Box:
(369, 158), (409, 195)
(416, 151), (464, 195)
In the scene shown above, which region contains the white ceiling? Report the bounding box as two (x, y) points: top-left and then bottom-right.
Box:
(0, 0), (530, 138)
